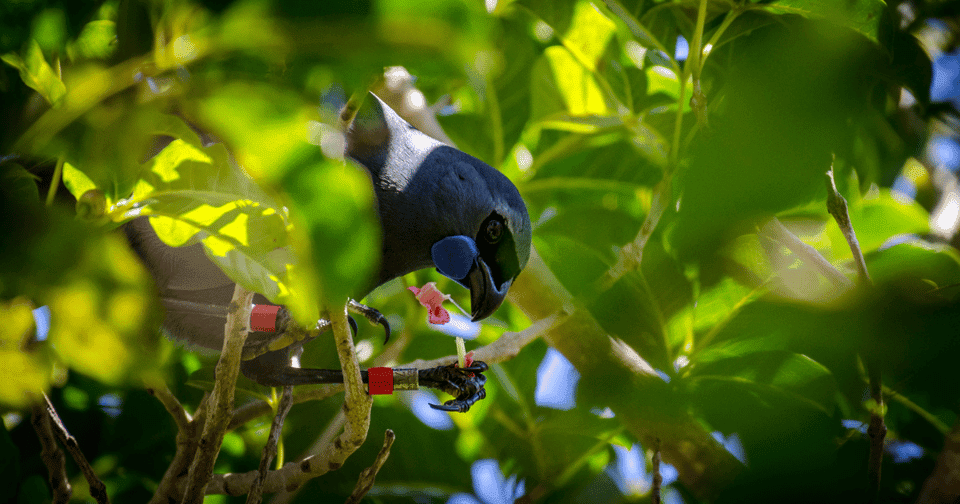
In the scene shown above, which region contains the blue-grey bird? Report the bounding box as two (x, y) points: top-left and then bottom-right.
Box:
(126, 92), (531, 395)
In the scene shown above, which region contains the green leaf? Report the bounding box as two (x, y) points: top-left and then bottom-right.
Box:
(590, 270), (670, 369)
(668, 276), (762, 351)
(686, 350), (838, 414)
(1, 164), (41, 205)
(866, 241), (960, 297)
(2, 40), (66, 107)
(122, 139), (317, 321)
(532, 46), (610, 120)
(758, 0), (886, 43)
(195, 83), (313, 183)
(62, 162), (99, 202)
(67, 20), (117, 60)
(0, 298), (51, 409)
(561, 1), (617, 75)
(440, 14), (538, 167)
(46, 233), (166, 386)
(533, 234), (611, 298)
(283, 160), (380, 309)
(669, 19), (881, 261)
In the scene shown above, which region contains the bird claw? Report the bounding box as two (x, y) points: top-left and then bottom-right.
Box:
(348, 299), (391, 344)
(420, 361), (489, 413)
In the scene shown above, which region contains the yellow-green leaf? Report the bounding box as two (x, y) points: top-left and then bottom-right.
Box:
(1, 40), (66, 107)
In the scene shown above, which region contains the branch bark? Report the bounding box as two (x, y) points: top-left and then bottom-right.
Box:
(345, 429), (396, 504)
(917, 420), (960, 504)
(825, 166), (883, 501)
(246, 385), (294, 504)
(182, 284), (253, 503)
(199, 301), (373, 496)
(508, 248), (742, 500)
(38, 394), (109, 504)
(31, 399), (71, 504)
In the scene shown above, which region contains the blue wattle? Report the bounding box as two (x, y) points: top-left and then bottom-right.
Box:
(431, 235), (479, 282)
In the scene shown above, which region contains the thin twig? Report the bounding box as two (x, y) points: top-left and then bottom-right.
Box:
(825, 164), (883, 502)
(31, 400), (71, 504)
(345, 430), (396, 504)
(146, 382), (192, 433)
(651, 439), (662, 504)
(182, 285), (253, 503)
(595, 173), (672, 293)
(247, 386), (295, 504)
(149, 399), (207, 504)
(41, 394), (109, 503)
(760, 218), (853, 292)
(825, 167), (871, 285)
(404, 312), (559, 371)
(229, 385), (343, 431)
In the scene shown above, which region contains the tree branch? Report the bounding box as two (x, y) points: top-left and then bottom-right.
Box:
(825, 165), (882, 501)
(651, 439), (662, 504)
(403, 312), (559, 370)
(31, 399), (71, 504)
(917, 420), (960, 504)
(595, 173), (672, 293)
(38, 394), (109, 503)
(229, 384), (343, 431)
(199, 301), (373, 496)
(146, 382), (192, 433)
(508, 248), (742, 500)
(345, 429), (396, 504)
(182, 284), (253, 503)
(246, 385), (294, 504)
(825, 167), (871, 285)
(760, 217), (853, 292)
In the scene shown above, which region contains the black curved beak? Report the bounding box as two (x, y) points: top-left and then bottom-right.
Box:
(466, 258), (511, 321)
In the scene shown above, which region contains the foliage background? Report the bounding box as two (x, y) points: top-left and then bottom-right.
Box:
(2, 0), (960, 502)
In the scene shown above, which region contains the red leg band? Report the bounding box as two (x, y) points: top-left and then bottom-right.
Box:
(368, 367), (394, 395)
(250, 304), (281, 332)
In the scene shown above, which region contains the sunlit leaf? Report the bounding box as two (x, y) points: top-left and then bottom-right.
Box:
(62, 162), (98, 202)
(117, 139), (314, 320)
(195, 83), (315, 182)
(2, 40), (66, 107)
(283, 159), (380, 309)
(561, 1), (616, 75)
(47, 234), (164, 386)
(67, 20), (117, 61)
(0, 298), (50, 409)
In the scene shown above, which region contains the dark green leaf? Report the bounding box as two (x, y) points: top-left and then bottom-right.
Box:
(759, 0), (886, 42)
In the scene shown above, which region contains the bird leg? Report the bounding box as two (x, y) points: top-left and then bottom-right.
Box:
(240, 348), (489, 413)
(234, 301), (486, 412)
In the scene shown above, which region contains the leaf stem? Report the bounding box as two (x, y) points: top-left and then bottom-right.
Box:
(883, 386), (950, 436)
(46, 156), (64, 207)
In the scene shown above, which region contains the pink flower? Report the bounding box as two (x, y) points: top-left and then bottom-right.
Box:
(408, 282), (451, 325)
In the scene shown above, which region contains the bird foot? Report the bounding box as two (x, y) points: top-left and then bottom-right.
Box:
(419, 361), (489, 413)
(348, 299), (391, 344)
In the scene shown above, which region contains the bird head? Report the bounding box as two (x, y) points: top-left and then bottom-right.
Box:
(345, 92), (531, 321)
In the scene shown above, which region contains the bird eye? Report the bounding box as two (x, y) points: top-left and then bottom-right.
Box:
(484, 219), (503, 244)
